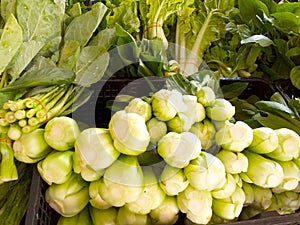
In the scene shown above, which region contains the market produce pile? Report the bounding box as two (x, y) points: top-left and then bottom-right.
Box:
(35, 81), (300, 225)
(0, 0), (299, 224)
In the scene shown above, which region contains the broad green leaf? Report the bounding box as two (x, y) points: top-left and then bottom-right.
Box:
(276, 2), (300, 13)
(58, 40), (81, 70)
(246, 44), (262, 68)
(0, 67), (75, 92)
(0, 92), (15, 108)
(75, 46), (110, 87)
(176, 0), (235, 75)
(16, 0), (63, 42)
(260, 0), (277, 13)
(64, 2), (108, 48)
(89, 28), (117, 51)
(114, 24), (140, 66)
(0, 14), (23, 76)
(7, 40), (44, 81)
(238, 0), (269, 30)
(288, 98), (300, 113)
(225, 23), (252, 40)
(290, 66), (300, 91)
(138, 39), (168, 77)
(0, 0), (16, 22)
(255, 112), (300, 134)
(241, 35), (273, 47)
(106, 5), (140, 34)
(115, 23), (137, 44)
(234, 45), (253, 71)
(29, 56), (57, 71)
(66, 2), (82, 17)
(221, 82), (248, 99)
(286, 47), (300, 58)
(270, 12), (300, 34)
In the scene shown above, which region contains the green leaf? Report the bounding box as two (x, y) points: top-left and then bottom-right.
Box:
(238, 0), (269, 30)
(255, 100), (295, 116)
(138, 39), (167, 77)
(0, 67), (75, 92)
(0, 92), (15, 108)
(74, 47), (110, 87)
(286, 47), (300, 58)
(16, 0), (64, 42)
(270, 12), (300, 34)
(58, 40), (81, 70)
(89, 28), (117, 51)
(254, 112), (300, 135)
(246, 44), (262, 68)
(0, 14), (23, 75)
(288, 98), (300, 114)
(29, 55), (57, 71)
(7, 40), (44, 81)
(270, 92), (288, 106)
(290, 66), (300, 90)
(221, 82), (248, 99)
(176, 0), (235, 75)
(106, 5), (140, 34)
(64, 2), (108, 47)
(112, 24), (140, 68)
(0, 0), (16, 22)
(276, 2), (300, 13)
(66, 2), (82, 17)
(241, 35), (273, 47)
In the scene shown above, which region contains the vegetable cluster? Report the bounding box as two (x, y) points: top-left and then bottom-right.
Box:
(24, 76), (300, 225)
(0, 0), (299, 224)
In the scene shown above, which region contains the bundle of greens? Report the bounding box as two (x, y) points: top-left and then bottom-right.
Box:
(30, 74), (300, 225)
(0, 0), (112, 181)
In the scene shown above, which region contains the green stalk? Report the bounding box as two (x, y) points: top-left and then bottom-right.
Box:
(25, 86), (61, 108)
(14, 110), (26, 120)
(0, 70), (7, 89)
(55, 85), (85, 116)
(184, 10), (216, 74)
(2, 102), (10, 110)
(0, 109), (8, 118)
(27, 117), (40, 127)
(0, 133), (18, 182)
(18, 119), (27, 128)
(7, 124), (22, 141)
(21, 125), (40, 134)
(0, 119), (9, 127)
(46, 85), (75, 119)
(4, 112), (16, 124)
(7, 99), (28, 112)
(26, 86), (67, 118)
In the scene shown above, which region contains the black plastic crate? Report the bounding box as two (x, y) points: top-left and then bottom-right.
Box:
(25, 167), (60, 225)
(275, 79), (300, 102)
(25, 77), (300, 225)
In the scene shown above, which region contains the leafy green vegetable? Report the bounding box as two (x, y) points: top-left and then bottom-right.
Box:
(105, 0), (140, 35)
(74, 47), (110, 87)
(64, 2), (108, 47)
(175, 0), (235, 75)
(0, 0), (17, 22)
(0, 14), (22, 78)
(16, 0), (64, 43)
(290, 66), (300, 90)
(0, 67), (75, 92)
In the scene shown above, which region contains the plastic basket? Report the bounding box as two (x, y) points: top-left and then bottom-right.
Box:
(25, 167), (60, 225)
(275, 79), (300, 102)
(25, 77), (300, 225)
